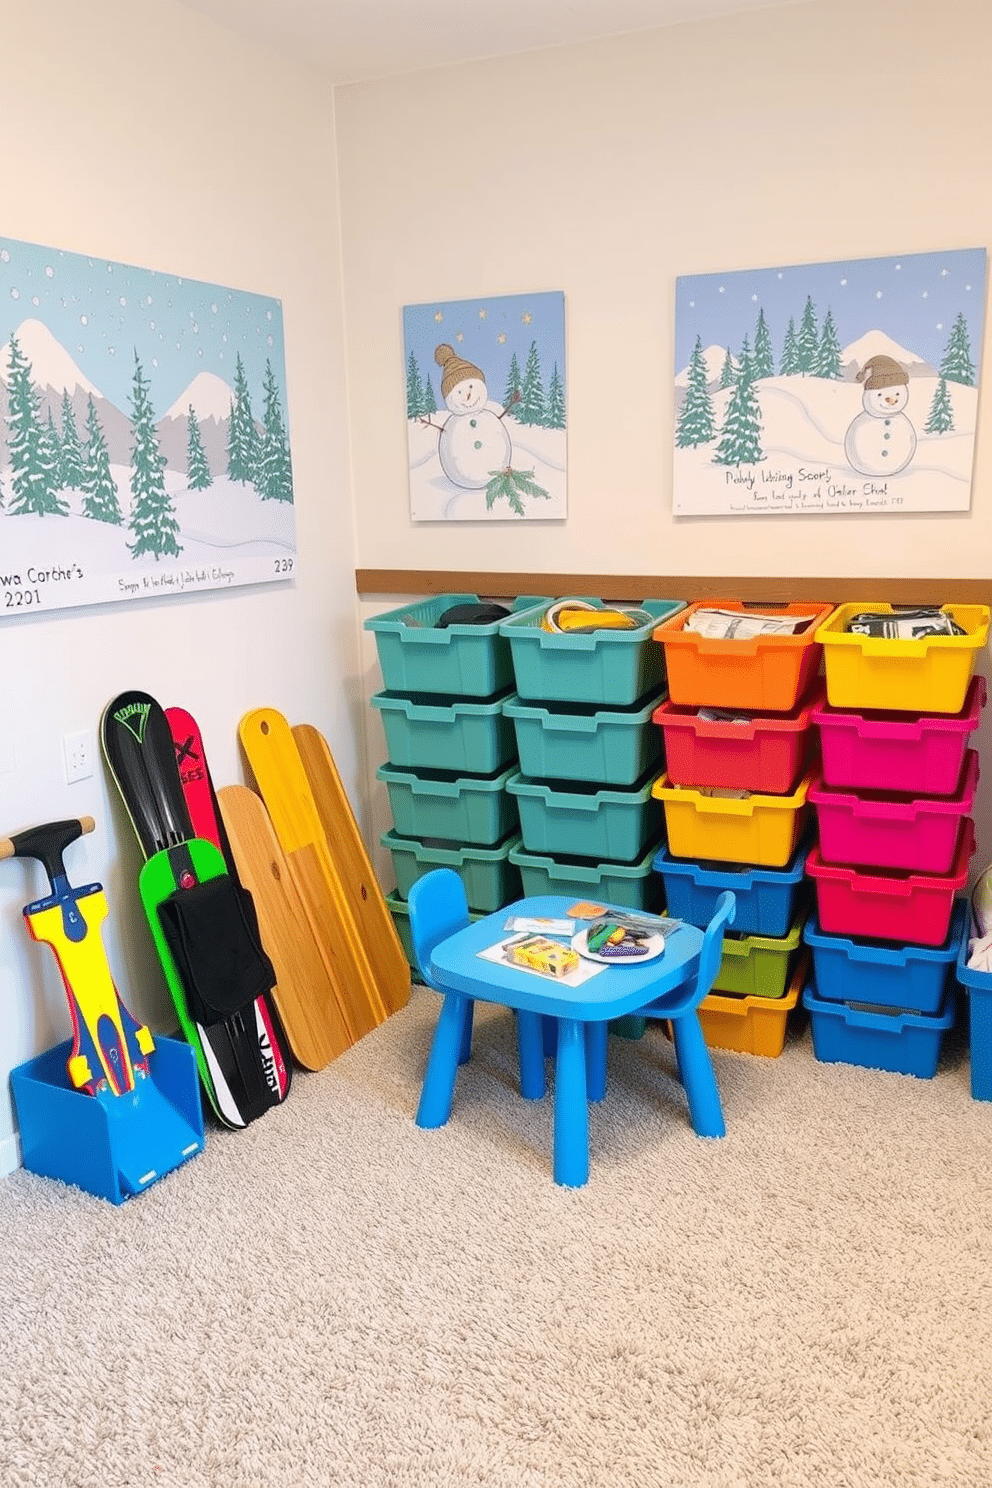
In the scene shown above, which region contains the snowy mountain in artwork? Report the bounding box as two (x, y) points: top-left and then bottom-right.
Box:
(1, 318), (103, 397)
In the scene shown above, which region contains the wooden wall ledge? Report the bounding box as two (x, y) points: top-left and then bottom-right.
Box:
(356, 571), (992, 607)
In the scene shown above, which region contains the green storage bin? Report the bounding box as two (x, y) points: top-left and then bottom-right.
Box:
(371, 689), (518, 773)
(377, 763), (519, 846)
(508, 837), (665, 911)
(499, 597), (685, 705)
(503, 688), (666, 785)
(365, 594), (547, 698)
(382, 829), (523, 913)
(387, 890), (484, 973)
(712, 913), (805, 999)
(506, 769), (664, 862)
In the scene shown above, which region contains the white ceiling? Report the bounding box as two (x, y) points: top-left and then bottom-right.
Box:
(176, 0), (820, 86)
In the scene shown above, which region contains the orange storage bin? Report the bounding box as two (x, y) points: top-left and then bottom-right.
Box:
(697, 953), (809, 1058)
(653, 600), (836, 712)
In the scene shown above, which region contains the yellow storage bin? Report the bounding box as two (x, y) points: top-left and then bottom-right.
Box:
(651, 771), (812, 867)
(697, 955), (808, 1057)
(816, 602), (990, 715)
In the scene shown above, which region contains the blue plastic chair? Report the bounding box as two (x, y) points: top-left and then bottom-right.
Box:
(407, 869), (546, 1095)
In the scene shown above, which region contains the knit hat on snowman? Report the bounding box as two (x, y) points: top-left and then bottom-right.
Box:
(435, 343), (485, 398)
(856, 354), (909, 390)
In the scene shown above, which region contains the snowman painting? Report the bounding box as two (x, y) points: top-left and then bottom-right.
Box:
(844, 353), (918, 477)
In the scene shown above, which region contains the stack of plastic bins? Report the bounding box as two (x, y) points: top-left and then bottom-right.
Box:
(499, 597), (685, 912)
(802, 602), (988, 1077)
(649, 599), (834, 1055)
(365, 594), (548, 923)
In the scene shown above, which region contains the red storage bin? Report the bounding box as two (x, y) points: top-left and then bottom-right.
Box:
(809, 751), (979, 875)
(653, 686), (823, 793)
(806, 819), (974, 947)
(812, 675), (986, 797)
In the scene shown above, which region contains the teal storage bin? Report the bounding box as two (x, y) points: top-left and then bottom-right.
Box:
(499, 597), (685, 705)
(365, 594), (547, 697)
(509, 837), (665, 911)
(377, 763), (519, 846)
(503, 687), (666, 785)
(382, 828), (523, 913)
(506, 769), (663, 861)
(371, 689), (518, 773)
(387, 889), (485, 972)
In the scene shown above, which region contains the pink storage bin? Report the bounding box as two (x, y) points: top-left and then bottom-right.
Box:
(809, 750), (979, 874)
(812, 675), (986, 796)
(653, 686), (823, 794)
(806, 819), (974, 946)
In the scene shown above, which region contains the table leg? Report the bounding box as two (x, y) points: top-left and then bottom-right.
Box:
(585, 1021), (608, 1102)
(553, 1017), (589, 1187)
(516, 1010), (546, 1099)
(458, 1001), (474, 1065)
(671, 1013), (725, 1139)
(416, 991), (470, 1129)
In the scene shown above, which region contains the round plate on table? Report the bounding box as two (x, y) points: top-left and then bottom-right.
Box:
(571, 927), (665, 966)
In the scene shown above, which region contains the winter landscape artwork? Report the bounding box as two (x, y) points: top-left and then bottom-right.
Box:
(673, 248), (986, 517)
(403, 291), (566, 521)
(0, 235), (295, 620)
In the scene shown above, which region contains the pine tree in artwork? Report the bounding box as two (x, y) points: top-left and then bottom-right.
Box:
(60, 390), (86, 489)
(127, 352), (180, 559)
(676, 336), (716, 448)
(752, 309), (774, 380)
(227, 354), (258, 483)
(406, 351), (424, 418)
(502, 352), (523, 411)
(423, 376), (437, 416)
(737, 334), (753, 384)
(545, 363), (566, 430)
(796, 296), (819, 375)
(81, 395), (123, 525)
(814, 307), (843, 379)
(256, 360), (294, 503)
(718, 347), (737, 389)
(939, 312), (976, 386)
(45, 409), (65, 491)
(713, 361), (764, 467)
(6, 333), (66, 516)
(517, 341), (546, 426)
(187, 406), (213, 490)
(924, 376), (955, 434)
(780, 317), (801, 376)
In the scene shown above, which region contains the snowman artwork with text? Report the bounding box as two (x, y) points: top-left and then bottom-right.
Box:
(844, 353), (918, 478)
(421, 343), (549, 515)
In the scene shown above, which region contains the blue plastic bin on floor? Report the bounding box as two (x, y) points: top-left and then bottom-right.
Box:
(371, 689), (518, 774)
(956, 918), (992, 1100)
(500, 597), (685, 706)
(507, 769), (663, 862)
(508, 836), (665, 911)
(382, 829), (523, 913)
(805, 900), (967, 1015)
(365, 594), (547, 697)
(802, 982), (955, 1077)
(377, 763), (519, 846)
(652, 841), (808, 938)
(503, 688), (666, 785)
(10, 1035), (204, 1205)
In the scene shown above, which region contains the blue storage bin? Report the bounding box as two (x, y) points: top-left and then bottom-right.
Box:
(802, 982), (955, 1078)
(365, 594), (547, 697)
(956, 916), (992, 1100)
(371, 689), (518, 773)
(377, 762), (519, 846)
(503, 687), (666, 785)
(381, 829), (523, 913)
(10, 1036), (204, 1205)
(509, 837), (665, 911)
(652, 841), (808, 937)
(805, 900), (967, 1015)
(506, 769), (663, 862)
(500, 597), (685, 706)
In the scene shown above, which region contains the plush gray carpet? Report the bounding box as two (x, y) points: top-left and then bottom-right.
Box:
(2, 987), (991, 1488)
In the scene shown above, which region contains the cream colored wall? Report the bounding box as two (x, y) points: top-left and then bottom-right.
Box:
(336, 0), (992, 884)
(0, 0), (358, 1171)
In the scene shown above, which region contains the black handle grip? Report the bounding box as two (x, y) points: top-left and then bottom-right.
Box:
(0, 817), (94, 888)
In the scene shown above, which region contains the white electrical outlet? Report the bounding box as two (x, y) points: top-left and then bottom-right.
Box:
(63, 729), (94, 784)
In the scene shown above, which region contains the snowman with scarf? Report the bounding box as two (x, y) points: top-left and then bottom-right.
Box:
(843, 353), (918, 477)
(422, 343), (548, 514)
